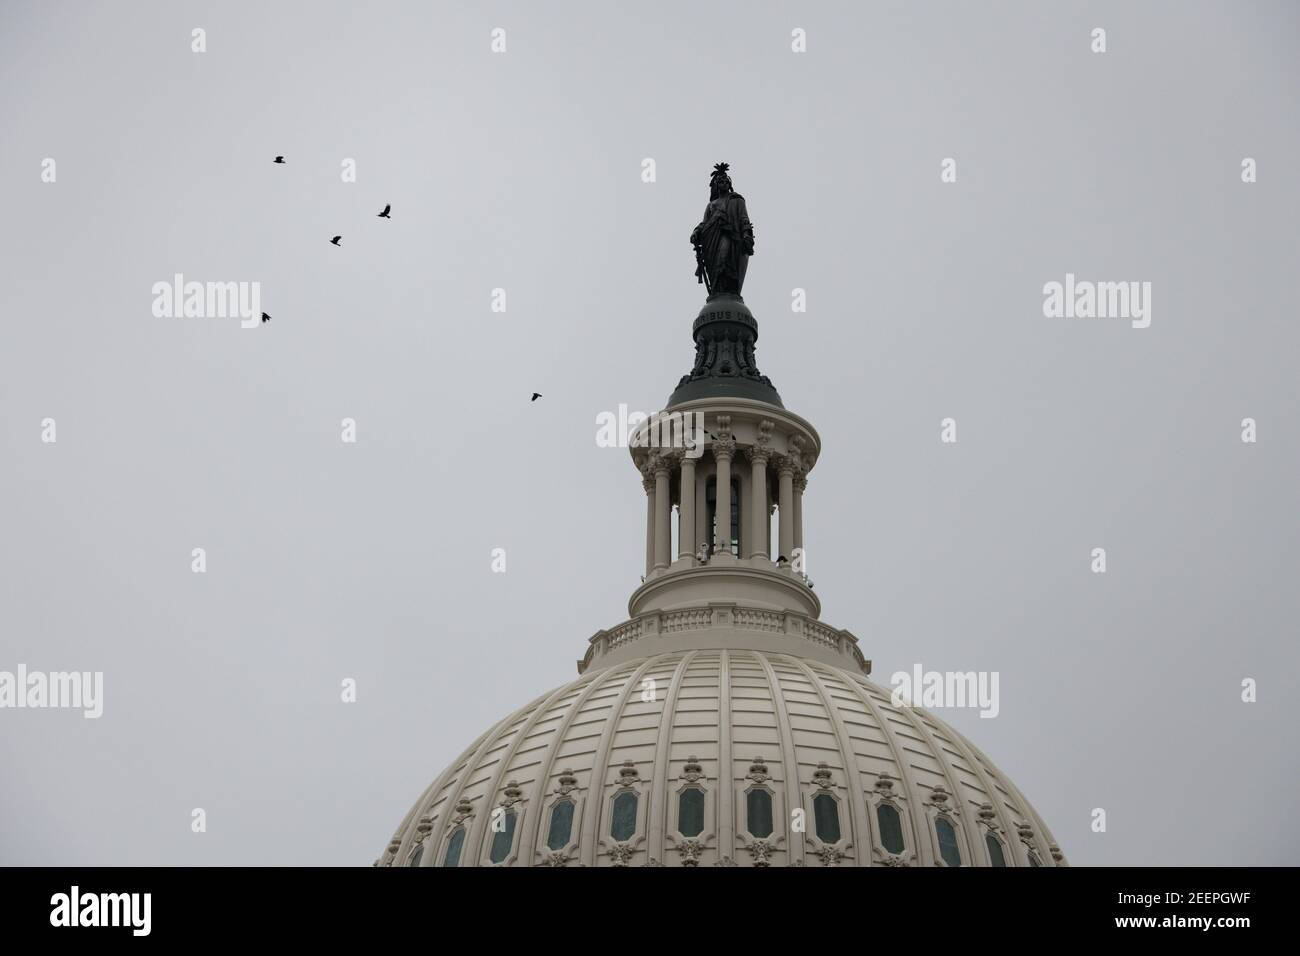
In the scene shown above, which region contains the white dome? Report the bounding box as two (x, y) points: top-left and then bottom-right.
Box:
(381, 227), (1066, 867)
(379, 646), (1064, 867)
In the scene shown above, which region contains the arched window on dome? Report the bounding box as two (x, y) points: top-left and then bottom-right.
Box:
(678, 787), (705, 838)
(985, 832), (1007, 867)
(405, 843), (424, 868)
(813, 793), (841, 844)
(935, 816), (961, 867)
(611, 790), (638, 842)
(442, 827), (466, 867)
(488, 808), (517, 864)
(1026, 847), (1042, 867)
(546, 800), (575, 851)
(876, 803), (905, 855)
(746, 788), (774, 838)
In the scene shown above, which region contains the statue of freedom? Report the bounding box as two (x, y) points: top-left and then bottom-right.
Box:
(690, 163), (754, 296)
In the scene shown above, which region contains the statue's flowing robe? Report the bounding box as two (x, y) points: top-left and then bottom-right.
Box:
(695, 192), (753, 294)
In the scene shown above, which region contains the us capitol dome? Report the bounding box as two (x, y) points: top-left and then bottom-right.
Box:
(378, 165), (1065, 868)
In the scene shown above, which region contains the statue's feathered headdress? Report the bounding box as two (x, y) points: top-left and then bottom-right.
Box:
(709, 163), (734, 199)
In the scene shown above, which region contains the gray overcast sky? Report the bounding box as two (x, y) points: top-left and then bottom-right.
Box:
(1, 0), (1297, 866)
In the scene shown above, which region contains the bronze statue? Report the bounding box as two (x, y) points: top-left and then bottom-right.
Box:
(690, 163), (754, 296)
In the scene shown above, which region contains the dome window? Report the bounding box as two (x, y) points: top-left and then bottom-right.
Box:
(746, 788), (774, 838)
(985, 832), (1007, 867)
(813, 793), (841, 844)
(1027, 848), (1042, 867)
(488, 809), (517, 864)
(442, 827), (466, 867)
(546, 800), (575, 851)
(876, 803), (905, 855)
(678, 787), (705, 838)
(405, 843), (424, 868)
(935, 816), (961, 867)
(611, 791), (638, 841)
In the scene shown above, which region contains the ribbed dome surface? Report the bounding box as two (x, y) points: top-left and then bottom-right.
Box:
(379, 649), (1064, 867)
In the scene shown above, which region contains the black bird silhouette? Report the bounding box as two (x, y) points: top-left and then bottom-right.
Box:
(530, 392), (542, 402)
(330, 236), (342, 246)
(377, 204), (391, 218)
(273, 156), (285, 164)
(261, 312), (271, 324)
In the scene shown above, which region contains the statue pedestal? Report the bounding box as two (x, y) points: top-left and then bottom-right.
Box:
(667, 295), (783, 408)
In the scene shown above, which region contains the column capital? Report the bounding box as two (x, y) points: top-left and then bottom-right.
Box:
(787, 434), (814, 474)
(793, 473), (807, 493)
(751, 419), (774, 466)
(776, 454), (798, 477)
(650, 449), (680, 478)
(711, 415), (736, 460)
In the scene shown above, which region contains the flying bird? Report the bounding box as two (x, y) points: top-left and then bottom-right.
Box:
(330, 236), (342, 246)
(530, 392), (542, 402)
(377, 204), (391, 218)
(273, 156), (285, 164)
(261, 312), (271, 324)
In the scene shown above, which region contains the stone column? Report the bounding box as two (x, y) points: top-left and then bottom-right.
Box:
(777, 456), (796, 563)
(695, 474), (709, 559)
(712, 418), (736, 557)
(678, 454), (696, 561)
(654, 455), (672, 570)
(793, 472), (806, 558)
(748, 448), (770, 559)
(641, 465), (655, 576)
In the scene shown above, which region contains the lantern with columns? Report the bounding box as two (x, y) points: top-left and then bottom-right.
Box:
(628, 290), (820, 621)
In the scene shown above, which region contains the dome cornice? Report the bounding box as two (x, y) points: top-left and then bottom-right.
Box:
(580, 601), (865, 676)
(628, 560), (819, 617)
